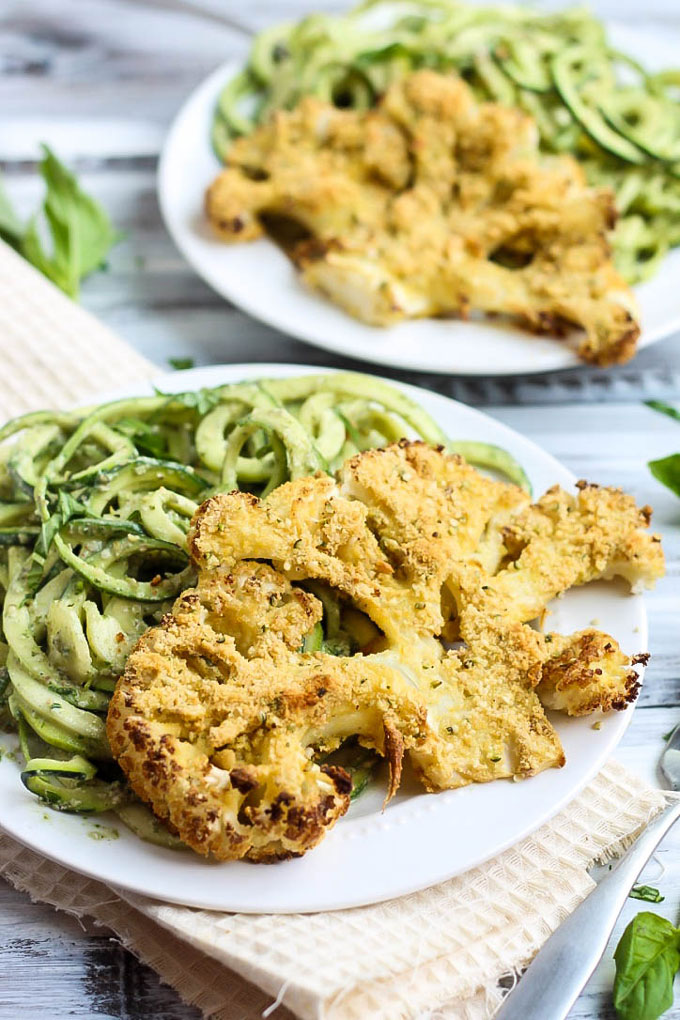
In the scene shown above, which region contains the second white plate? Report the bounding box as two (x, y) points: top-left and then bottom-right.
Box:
(158, 23), (680, 376)
(0, 365), (649, 913)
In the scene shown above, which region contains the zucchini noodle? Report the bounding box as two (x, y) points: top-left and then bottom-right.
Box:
(0, 372), (528, 840)
(212, 0), (680, 284)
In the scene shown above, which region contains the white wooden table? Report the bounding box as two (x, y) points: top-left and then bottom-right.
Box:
(1, 1), (680, 1017)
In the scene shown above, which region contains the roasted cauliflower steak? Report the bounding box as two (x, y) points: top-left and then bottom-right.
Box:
(108, 442), (663, 861)
(206, 70), (640, 366)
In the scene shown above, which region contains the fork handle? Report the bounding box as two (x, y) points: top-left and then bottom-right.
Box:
(495, 798), (680, 1020)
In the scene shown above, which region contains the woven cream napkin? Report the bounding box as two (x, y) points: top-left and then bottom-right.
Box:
(0, 240), (669, 1019)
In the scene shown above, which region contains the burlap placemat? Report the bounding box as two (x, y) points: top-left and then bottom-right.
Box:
(0, 240), (668, 1019)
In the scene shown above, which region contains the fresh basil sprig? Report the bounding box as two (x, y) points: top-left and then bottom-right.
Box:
(0, 176), (24, 249)
(613, 912), (680, 1020)
(646, 402), (680, 498)
(0, 145), (119, 299)
(649, 454), (680, 499)
(647, 401), (680, 424)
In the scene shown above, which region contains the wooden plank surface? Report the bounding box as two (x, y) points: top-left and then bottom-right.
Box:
(1, 0), (680, 1017)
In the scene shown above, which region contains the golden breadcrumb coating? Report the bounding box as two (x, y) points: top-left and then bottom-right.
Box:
(538, 631), (649, 716)
(108, 443), (663, 861)
(206, 71), (640, 366)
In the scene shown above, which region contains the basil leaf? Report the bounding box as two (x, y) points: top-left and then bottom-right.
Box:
(114, 418), (167, 459)
(646, 402), (680, 498)
(630, 886), (665, 904)
(22, 214), (71, 294)
(20, 145), (119, 299)
(649, 454), (680, 498)
(155, 387), (221, 416)
(57, 491), (89, 524)
(0, 174), (24, 249)
(168, 357), (195, 371)
(613, 912), (680, 1020)
(646, 401), (680, 424)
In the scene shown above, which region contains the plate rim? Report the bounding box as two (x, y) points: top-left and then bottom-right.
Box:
(157, 53), (680, 377)
(0, 363), (648, 913)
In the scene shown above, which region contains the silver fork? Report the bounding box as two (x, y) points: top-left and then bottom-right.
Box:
(495, 726), (680, 1020)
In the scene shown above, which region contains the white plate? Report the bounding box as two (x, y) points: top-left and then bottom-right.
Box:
(158, 23), (680, 376)
(0, 364), (649, 913)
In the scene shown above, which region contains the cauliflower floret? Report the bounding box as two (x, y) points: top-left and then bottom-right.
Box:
(107, 442), (663, 861)
(537, 631), (647, 716)
(206, 71), (641, 366)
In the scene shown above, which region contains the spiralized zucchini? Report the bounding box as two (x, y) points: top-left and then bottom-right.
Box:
(0, 372), (528, 837)
(212, 0), (680, 284)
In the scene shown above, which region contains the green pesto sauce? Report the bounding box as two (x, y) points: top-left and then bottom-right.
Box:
(87, 824), (120, 841)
